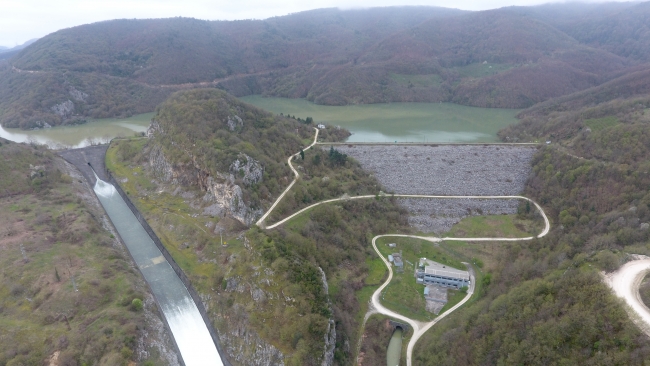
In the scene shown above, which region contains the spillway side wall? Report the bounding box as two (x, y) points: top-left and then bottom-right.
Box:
(106, 169), (232, 366)
(58, 150), (185, 366)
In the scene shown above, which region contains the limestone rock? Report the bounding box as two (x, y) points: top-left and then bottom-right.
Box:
(51, 100), (75, 118)
(69, 87), (88, 102)
(230, 153), (263, 186)
(227, 115), (243, 131)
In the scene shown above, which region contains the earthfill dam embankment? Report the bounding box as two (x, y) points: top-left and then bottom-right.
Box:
(332, 144), (537, 233)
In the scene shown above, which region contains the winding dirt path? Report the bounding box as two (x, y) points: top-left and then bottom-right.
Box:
(256, 129), (551, 366)
(255, 127), (319, 226)
(604, 257), (650, 337)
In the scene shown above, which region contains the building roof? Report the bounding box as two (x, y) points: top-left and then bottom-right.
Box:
(392, 253), (403, 266)
(423, 261), (469, 281)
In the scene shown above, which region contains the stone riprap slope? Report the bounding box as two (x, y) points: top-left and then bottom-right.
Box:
(335, 145), (536, 233)
(399, 197), (519, 233)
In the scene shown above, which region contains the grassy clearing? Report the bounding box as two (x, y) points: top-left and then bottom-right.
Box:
(583, 116), (619, 131)
(446, 214), (538, 238)
(373, 237), (467, 322)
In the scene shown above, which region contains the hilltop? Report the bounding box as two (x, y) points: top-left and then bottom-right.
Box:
(2, 3), (649, 128)
(105, 89), (412, 365)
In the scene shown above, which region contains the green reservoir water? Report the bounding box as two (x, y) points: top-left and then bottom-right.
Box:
(386, 328), (403, 366)
(241, 96), (520, 143)
(0, 113), (152, 148)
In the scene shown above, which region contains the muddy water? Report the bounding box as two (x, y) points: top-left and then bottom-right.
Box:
(93, 176), (223, 366)
(386, 328), (403, 366)
(240, 96), (520, 143)
(0, 113), (152, 148)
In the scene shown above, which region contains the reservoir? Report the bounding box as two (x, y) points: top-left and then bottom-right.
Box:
(0, 99), (518, 146)
(0, 113), (151, 148)
(240, 96), (520, 143)
(386, 328), (403, 366)
(93, 175), (223, 366)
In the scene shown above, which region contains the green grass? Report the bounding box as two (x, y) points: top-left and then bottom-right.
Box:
(446, 214), (538, 238)
(106, 141), (223, 283)
(376, 237), (465, 270)
(365, 256), (388, 285)
(382, 272), (432, 321)
(372, 237), (468, 322)
(584, 116), (619, 131)
(438, 288), (467, 314)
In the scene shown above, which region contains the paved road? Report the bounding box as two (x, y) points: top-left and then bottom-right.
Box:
(604, 257), (650, 337)
(256, 137), (552, 366)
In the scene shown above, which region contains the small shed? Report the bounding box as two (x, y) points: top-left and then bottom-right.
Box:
(388, 254), (394, 262)
(388, 243), (397, 248)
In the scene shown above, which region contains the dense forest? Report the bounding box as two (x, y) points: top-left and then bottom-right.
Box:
(2, 2), (650, 128)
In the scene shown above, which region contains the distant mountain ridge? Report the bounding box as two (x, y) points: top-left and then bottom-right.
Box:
(1, 3), (649, 128)
(0, 39), (39, 61)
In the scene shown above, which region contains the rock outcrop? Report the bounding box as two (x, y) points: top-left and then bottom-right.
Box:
(146, 133), (264, 226)
(220, 305), (285, 366)
(51, 100), (75, 118)
(319, 267), (336, 366)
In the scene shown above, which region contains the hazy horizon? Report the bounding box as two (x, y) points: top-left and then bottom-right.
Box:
(0, 0), (641, 48)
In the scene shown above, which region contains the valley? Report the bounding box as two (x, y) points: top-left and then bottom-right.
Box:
(2, 2), (650, 366)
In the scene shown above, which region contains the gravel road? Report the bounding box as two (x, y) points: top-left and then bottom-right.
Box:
(335, 145), (536, 232)
(604, 257), (650, 337)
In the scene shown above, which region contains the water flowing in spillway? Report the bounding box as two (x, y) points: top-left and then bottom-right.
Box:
(93, 176), (223, 366)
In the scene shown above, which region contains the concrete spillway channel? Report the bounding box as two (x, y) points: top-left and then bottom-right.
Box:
(59, 146), (227, 366)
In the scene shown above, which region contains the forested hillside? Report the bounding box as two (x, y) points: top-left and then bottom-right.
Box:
(413, 51), (650, 365)
(106, 89), (413, 365)
(2, 3), (649, 128)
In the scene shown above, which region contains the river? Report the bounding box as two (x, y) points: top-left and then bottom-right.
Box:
(386, 328), (403, 366)
(93, 175), (223, 366)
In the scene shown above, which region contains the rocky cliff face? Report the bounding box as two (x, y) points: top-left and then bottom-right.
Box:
(319, 267), (336, 366)
(146, 120), (264, 226)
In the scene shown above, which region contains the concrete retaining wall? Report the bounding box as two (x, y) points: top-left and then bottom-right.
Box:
(105, 169), (232, 366)
(105, 170), (232, 366)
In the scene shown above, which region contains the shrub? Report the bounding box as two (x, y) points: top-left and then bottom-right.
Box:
(130, 298), (143, 311)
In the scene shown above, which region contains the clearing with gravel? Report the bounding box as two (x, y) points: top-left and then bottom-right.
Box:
(334, 145), (537, 233)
